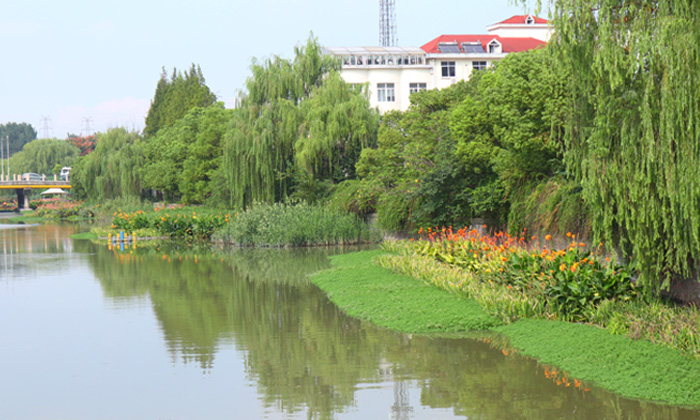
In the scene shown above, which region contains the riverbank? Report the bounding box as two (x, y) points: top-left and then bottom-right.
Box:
(310, 250), (700, 408)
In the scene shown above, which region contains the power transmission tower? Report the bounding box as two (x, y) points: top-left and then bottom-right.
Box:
(379, 0), (397, 47)
(40, 115), (52, 139)
(82, 117), (94, 136)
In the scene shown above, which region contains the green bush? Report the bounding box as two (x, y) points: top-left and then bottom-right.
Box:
(213, 201), (376, 247)
(328, 180), (381, 216)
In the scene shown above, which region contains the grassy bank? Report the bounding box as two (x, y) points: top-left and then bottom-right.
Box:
(311, 250), (501, 332)
(310, 250), (700, 408)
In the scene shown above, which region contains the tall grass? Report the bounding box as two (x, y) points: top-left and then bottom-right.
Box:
(213, 201), (378, 247)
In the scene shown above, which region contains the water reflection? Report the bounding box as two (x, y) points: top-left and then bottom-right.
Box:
(74, 238), (700, 420)
(0, 223), (78, 280)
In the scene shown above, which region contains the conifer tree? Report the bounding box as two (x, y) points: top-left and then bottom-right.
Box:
(143, 64), (216, 137)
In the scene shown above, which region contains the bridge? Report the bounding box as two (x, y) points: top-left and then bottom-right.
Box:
(0, 177), (72, 210)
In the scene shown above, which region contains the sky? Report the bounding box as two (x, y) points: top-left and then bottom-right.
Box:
(0, 0), (543, 138)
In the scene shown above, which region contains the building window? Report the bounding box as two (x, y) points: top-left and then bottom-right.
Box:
(472, 61), (487, 71)
(488, 40), (501, 53)
(409, 83), (427, 93)
(377, 83), (395, 102)
(526, 15), (535, 24)
(441, 61), (456, 77)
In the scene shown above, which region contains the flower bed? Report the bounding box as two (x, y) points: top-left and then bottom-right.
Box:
(109, 207), (229, 239)
(379, 227), (700, 358)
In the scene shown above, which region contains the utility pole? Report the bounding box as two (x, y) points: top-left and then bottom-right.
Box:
(1, 135), (4, 180)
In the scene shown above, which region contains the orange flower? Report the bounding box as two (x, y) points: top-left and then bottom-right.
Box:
(545, 234), (552, 241)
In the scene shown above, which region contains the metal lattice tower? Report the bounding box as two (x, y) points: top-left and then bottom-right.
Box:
(379, 0), (397, 47)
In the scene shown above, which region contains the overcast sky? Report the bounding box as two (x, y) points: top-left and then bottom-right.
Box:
(0, 0), (544, 138)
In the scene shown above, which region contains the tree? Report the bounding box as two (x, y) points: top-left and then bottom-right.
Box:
(551, 0), (700, 295)
(9, 138), (78, 175)
(296, 73), (379, 183)
(143, 64), (217, 137)
(141, 104), (233, 203)
(66, 134), (97, 156)
(180, 105), (234, 205)
(449, 48), (568, 224)
(223, 36), (353, 209)
(71, 128), (143, 201)
(353, 82), (474, 230)
(0, 122), (37, 155)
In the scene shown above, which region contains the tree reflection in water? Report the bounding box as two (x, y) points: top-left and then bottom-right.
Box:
(74, 239), (700, 420)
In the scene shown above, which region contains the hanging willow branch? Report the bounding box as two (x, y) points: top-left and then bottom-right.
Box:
(551, 0), (700, 294)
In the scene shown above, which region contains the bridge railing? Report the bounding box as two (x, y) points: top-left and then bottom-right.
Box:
(0, 174), (69, 182)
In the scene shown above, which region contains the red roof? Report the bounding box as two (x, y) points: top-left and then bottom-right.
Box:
(492, 15), (549, 25)
(420, 35), (546, 54)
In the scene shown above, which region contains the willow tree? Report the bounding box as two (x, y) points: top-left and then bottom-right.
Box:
(551, 0), (700, 294)
(223, 37), (340, 209)
(296, 73), (379, 183)
(71, 128), (143, 201)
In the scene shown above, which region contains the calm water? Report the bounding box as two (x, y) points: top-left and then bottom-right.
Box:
(1, 222), (699, 420)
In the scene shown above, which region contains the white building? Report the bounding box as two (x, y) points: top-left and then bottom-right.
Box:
(324, 15), (551, 113)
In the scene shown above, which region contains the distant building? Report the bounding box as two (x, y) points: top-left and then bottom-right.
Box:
(324, 15), (551, 113)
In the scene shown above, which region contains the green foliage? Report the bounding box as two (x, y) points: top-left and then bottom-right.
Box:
(9, 138), (79, 175)
(296, 73), (379, 182)
(551, 0), (700, 295)
(143, 64), (217, 137)
(213, 201), (375, 247)
(222, 36), (375, 210)
(0, 122), (37, 155)
(71, 128), (144, 201)
(141, 105), (233, 203)
(507, 178), (590, 238)
(327, 179), (382, 216)
(355, 83), (473, 231)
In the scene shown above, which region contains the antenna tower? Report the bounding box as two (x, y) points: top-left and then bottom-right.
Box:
(379, 0), (397, 47)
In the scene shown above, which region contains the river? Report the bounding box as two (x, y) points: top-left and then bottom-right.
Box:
(1, 221), (698, 419)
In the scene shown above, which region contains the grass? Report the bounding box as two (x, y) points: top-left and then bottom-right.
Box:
(312, 249), (700, 408)
(497, 319), (700, 407)
(69, 231), (98, 240)
(311, 250), (503, 332)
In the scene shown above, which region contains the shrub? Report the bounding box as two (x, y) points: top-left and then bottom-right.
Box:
(212, 201), (376, 247)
